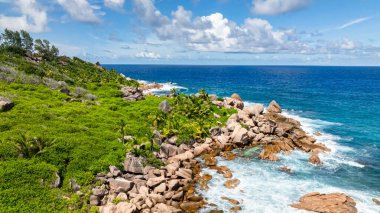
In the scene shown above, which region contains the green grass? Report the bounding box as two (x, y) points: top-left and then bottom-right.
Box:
(0, 51), (235, 212)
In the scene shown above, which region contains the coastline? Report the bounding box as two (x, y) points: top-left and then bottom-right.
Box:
(90, 80), (362, 212)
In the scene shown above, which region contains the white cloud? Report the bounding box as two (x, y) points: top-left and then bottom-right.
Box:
(135, 51), (161, 59)
(340, 39), (355, 50)
(252, 0), (310, 15)
(337, 16), (371, 30)
(0, 0), (48, 32)
(132, 1), (304, 54)
(57, 0), (101, 23)
(104, 0), (125, 11)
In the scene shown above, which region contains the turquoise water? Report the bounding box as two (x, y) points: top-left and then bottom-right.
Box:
(105, 65), (380, 212)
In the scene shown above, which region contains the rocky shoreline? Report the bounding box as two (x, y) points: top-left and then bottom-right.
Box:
(89, 88), (357, 213)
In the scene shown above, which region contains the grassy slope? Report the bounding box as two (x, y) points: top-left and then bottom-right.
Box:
(0, 52), (235, 212)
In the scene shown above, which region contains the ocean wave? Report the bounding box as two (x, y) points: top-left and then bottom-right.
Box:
(143, 82), (188, 94)
(198, 105), (375, 212)
(281, 109), (364, 168)
(198, 155), (378, 213)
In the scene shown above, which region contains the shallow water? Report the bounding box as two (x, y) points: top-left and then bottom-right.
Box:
(104, 65), (380, 212)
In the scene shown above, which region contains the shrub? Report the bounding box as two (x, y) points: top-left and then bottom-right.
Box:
(73, 87), (88, 98)
(85, 93), (97, 101)
(42, 77), (61, 90)
(17, 63), (45, 77)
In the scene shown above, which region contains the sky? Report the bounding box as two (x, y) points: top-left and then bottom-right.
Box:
(1, 0), (380, 65)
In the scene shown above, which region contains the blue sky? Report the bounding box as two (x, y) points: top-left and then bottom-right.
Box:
(1, 0), (380, 65)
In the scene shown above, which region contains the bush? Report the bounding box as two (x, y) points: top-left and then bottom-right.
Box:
(85, 93), (97, 101)
(72, 87), (88, 98)
(17, 63), (45, 77)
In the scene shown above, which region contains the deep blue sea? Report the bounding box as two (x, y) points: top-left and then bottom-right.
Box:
(105, 65), (380, 212)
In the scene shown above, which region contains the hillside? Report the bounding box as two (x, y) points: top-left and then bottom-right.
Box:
(0, 30), (234, 212)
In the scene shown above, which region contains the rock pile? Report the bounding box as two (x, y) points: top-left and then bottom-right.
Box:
(121, 86), (144, 101)
(212, 94), (244, 110)
(91, 149), (205, 212)
(209, 99), (330, 162)
(91, 93), (333, 212)
(291, 192), (357, 213)
(0, 97), (14, 112)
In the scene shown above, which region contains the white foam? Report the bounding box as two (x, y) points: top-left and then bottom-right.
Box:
(198, 155), (378, 213)
(142, 82), (188, 95)
(198, 107), (374, 212)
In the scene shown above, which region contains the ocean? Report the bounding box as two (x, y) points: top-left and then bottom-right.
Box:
(104, 65), (380, 212)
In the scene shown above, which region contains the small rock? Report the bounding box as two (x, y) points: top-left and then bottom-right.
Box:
(313, 132), (322, 136)
(224, 178), (240, 189)
(51, 172), (61, 188)
(278, 166), (292, 174)
(89, 195), (100, 206)
(210, 126), (222, 137)
(372, 198), (380, 205)
(124, 154), (144, 174)
(230, 206), (242, 211)
(309, 154), (322, 165)
(160, 143), (178, 158)
(158, 100), (171, 113)
(221, 196), (240, 205)
(93, 188), (107, 197)
(204, 155), (217, 166)
(70, 178), (81, 192)
(175, 168), (192, 179)
(153, 182), (166, 193)
(109, 165), (122, 177)
(167, 136), (178, 145)
(0, 97), (14, 112)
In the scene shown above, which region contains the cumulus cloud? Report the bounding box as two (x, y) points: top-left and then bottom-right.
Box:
(104, 0), (125, 11)
(135, 51), (161, 59)
(57, 0), (101, 23)
(132, 0), (305, 53)
(340, 39), (355, 50)
(0, 0), (48, 32)
(252, 0), (310, 15)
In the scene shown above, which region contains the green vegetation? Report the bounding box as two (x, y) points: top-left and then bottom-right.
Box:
(0, 29), (234, 212)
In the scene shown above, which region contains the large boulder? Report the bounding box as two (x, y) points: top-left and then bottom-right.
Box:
(121, 86), (144, 101)
(146, 176), (166, 188)
(160, 143), (178, 158)
(152, 203), (181, 213)
(224, 94), (244, 110)
(109, 178), (134, 193)
(168, 151), (194, 163)
(158, 100), (171, 113)
(0, 97), (14, 112)
(291, 192), (357, 213)
(124, 154), (144, 174)
(244, 104), (264, 117)
(267, 100), (282, 113)
(231, 93), (242, 101)
(230, 125), (250, 145)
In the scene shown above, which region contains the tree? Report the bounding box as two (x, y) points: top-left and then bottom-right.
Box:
(20, 30), (33, 52)
(0, 29), (23, 54)
(0, 29), (34, 54)
(34, 39), (59, 61)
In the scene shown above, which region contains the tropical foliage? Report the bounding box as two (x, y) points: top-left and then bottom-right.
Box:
(0, 29), (234, 212)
